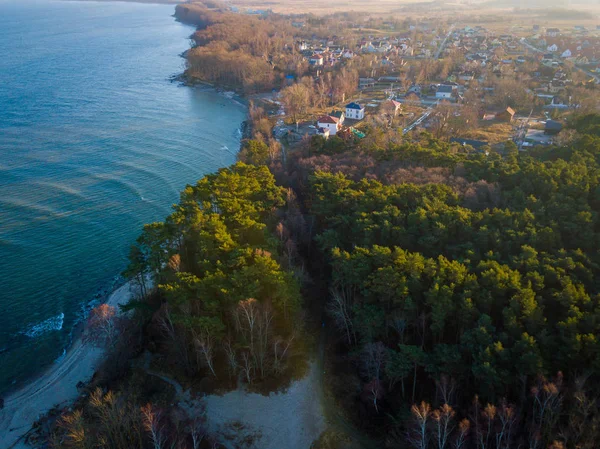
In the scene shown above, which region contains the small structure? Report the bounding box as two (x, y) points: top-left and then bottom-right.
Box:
(345, 102), (365, 120)
(317, 115), (341, 135)
(435, 85), (455, 99)
(309, 54), (324, 66)
(495, 107), (515, 122)
(545, 120), (563, 134)
(547, 28), (560, 37)
(382, 99), (402, 116)
(350, 127), (366, 138)
(317, 127), (330, 139)
(359, 78), (375, 88)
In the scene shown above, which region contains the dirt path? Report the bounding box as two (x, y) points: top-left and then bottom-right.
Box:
(197, 362), (326, 449)
(0, 281), (142, 449)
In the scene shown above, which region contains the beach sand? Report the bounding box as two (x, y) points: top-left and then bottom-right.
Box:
(0, 281), (140, 449)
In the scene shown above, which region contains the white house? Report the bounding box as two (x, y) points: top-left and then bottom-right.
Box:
(317, 115), (341, 135)
(309, 54), (324, 66)
(435, 85), (454, 99)
(547, 44), (558, 52)
(345, 102), (365, 120)
(547, 28), (560, 37)
(561, 49), (572, 58)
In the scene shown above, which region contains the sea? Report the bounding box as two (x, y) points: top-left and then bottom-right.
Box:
(0, 0), (246, 395)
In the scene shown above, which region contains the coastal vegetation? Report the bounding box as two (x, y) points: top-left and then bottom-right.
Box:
(176, 4), (302, 92)
(48, 113), (600, 449)
(39, 4), (600, 449)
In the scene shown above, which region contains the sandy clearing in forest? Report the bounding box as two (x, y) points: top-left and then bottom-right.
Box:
(197, 363), (326, 449)
(0, 281), (140, 449)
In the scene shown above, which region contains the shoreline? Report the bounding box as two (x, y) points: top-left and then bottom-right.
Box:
(0, 4), (251, 446)
(0, 281), (143, 449)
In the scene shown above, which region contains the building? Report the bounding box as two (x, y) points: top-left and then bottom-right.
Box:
(317, 127), (330, 139)
(330, 110), (345, 124)
(317, 115), (341, 135)
(495, 107), (515, 122)
(382, 99), (402, 116)
(547, 28), (560, 37)
(545, 120), (563, 134)
(359, 78), (375, 88)
(436, 85), (455, 99)
(345, 102), (365, 120)
(309, 54), (324, 66)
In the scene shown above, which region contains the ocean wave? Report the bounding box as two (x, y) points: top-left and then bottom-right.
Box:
(22, 313), (64, 338)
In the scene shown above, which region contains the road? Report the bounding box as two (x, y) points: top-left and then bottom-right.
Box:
(435, 24), (455, 59)
(403, 104), (436, 134)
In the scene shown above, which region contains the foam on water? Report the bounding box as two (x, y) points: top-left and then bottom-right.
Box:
(0, 0), (246, 394)
(22, 313), (65, 338)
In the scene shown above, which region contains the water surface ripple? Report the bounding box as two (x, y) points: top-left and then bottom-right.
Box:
(0, 0), (246, 393)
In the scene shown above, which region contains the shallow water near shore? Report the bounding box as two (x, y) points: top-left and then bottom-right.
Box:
(0, 0), (246, 395)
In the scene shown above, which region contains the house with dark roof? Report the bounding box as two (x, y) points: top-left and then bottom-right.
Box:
(545, 120), (563, 134)
(345, 102), (365, 120)
(436, 85), (455, 99)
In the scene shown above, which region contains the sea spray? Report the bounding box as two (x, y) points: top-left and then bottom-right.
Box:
(22, 313), (64, 338)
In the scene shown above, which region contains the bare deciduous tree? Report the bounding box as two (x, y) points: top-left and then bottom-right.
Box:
(85, 304), (119, 348)
(454, 418), (470, 449)
(433, 404), (455, 449)
(326, 287), (355, 345)
(141, 404), (166, 449)
(407, 401), (432, 449)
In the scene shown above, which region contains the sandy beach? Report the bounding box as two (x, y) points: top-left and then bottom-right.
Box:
(0, 281), (140, 449)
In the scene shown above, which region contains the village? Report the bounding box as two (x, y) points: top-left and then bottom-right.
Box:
(267, 18), (600, 152)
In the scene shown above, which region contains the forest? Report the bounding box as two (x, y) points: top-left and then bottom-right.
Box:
(50, 110), (600, 449)
(175, 3), (304, 92)
(285, 113), (600, 449)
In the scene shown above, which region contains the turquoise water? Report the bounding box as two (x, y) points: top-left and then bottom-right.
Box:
(0, 0), (246, 394)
